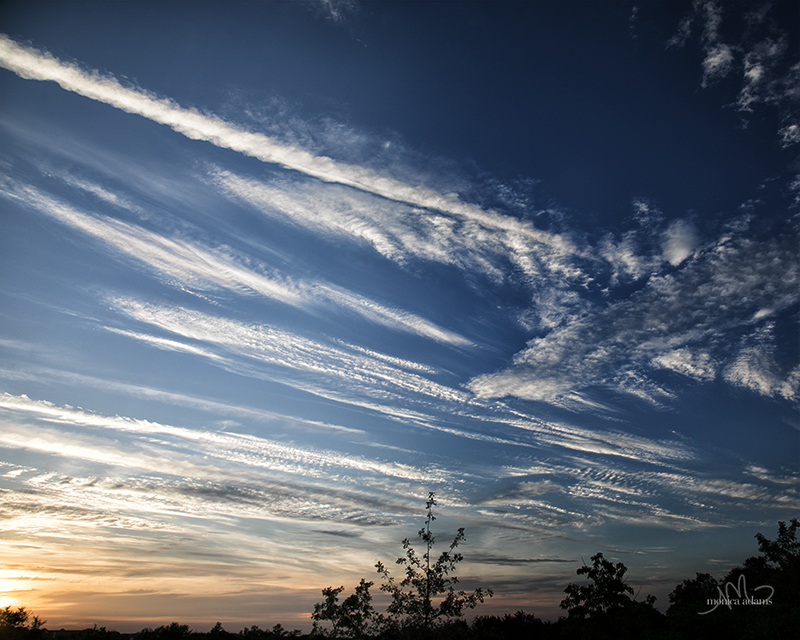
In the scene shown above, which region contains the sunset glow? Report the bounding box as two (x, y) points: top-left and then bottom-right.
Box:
(1, 0), (798, 632)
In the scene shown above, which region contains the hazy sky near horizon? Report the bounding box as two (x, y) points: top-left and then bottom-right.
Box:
(0, 0), (798, 631)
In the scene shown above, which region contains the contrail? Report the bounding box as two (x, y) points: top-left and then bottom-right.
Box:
(0, 33), (573, 253)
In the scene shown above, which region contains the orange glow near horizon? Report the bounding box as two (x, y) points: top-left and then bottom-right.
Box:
(0, 595), (22, 609)
(0, 570), (39, 612)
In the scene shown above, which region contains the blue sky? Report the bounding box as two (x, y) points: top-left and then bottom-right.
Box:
(0, 0), (798, 631)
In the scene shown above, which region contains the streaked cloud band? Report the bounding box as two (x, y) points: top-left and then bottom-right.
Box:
(0, 32), (576, 257)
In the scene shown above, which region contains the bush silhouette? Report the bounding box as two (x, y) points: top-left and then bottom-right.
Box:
(0, 607), (45, 640)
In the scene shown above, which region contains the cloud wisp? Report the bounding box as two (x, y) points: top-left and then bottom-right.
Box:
(8, 31), (796, 409)
(209, 168), (584, 289)
(4, 388), (794, 542)
(469, 231), (800, 404)
(0, 174), (470, 346)
(0, 30), (588, 339)
(0, 393), (446, 519)
(0, 33), (577, 255)
(668, 0), (800, 149)
(106, 297), (471, 410)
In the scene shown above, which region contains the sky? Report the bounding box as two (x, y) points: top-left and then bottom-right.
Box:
(0, 0), (798, 631)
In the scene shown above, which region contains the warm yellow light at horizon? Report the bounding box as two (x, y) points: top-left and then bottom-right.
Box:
(0, 570), (42, 611)
(0, 595), (22, 609)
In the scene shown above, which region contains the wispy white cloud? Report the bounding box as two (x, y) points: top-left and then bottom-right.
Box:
(598, 200), (693, 285)
(668, 0), (800, 146)
(0, 363), (368, 436)
(103, 328), (228, 362)
(0, 33), (578, 253)
(0, 33), (595, 347)
(314, 0), (358, 23)
(490, 412), (695, 465)
(0, 175), (469, 345)
(745, 465), (800, 486)
(0, 177), (302, 305)
(55, 171), (150, 219)
(469, 231), (800, 404)
(702, 43), (736, 87)
(738, 36), (789, 110)
(209, 168), (584, 294)
(723, 323), (800, 400)
(651, 348), (716, 381)
(0, 393), (448, 499)
(662, 218), (698, 266)
(674, 0), (736, 88)
(599, 231), (658, 284)
(489, 452), (800, 529)
(107, 297), (471, 407)
(209, 166), (598, 346)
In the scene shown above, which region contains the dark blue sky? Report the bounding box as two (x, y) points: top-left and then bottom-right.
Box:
(0, 0), (798, 631)
(5, 0), (789, 220)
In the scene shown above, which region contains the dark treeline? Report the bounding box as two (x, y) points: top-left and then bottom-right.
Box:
(2, 505), (797, 640)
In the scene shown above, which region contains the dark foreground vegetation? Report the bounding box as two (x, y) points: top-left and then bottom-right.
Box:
(2, 495), (797, 640)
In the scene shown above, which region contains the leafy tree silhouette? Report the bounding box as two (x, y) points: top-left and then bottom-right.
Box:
(560, 553), (636, 618)
(559, 552), (661, 640)
(665, 571), (724, 640)
(237, 624), (300, 639)
(667, 572), (720, 616)
(375, 492), (492, 637)
(0, 607), (45, 640)
(470, 610), (550, 639)
(311, 579), (378, 638)
(755, 517), (799, 575)
(138, 623), (193, 640)
(207, 622), (230, 639)
(311, 492), (491, 638)
(713, 517), (799, 639)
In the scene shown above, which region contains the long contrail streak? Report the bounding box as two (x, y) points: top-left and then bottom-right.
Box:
(0, 33), (573, 253)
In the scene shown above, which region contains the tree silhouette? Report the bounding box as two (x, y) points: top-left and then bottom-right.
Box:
(0, 607), (45, 640)
(311, 579), (378, 638)
(311, 492), (491, 639)
(560, 553), (636, 618)
(755, 517), (799, 574)
(375, 492), (492, 636)
(667, 572), (720, 616)
(138, 624), (193, 640)
(238, 624), (300, 639)
(471, 611), (549, 639)
(713, 517), (800, 638)
(559, 552), (661, 640)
